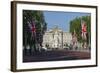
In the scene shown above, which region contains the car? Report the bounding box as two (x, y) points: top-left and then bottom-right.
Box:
(41, 46), (48, 51)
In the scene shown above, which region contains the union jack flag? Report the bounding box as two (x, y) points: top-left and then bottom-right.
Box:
(81, 20), (87, 40)
(28, 20), (36, 37)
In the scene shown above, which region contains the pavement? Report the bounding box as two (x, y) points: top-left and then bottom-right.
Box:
(23, 49), (90, 62)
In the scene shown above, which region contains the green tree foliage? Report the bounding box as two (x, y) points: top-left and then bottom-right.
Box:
(70, 16), (91, 44)
(23, 10), (47, 49)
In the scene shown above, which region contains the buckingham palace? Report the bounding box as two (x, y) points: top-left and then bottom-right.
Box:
(42, 26), (72, 50)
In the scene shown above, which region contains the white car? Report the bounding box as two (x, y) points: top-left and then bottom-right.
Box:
(41, 46), (48, 51)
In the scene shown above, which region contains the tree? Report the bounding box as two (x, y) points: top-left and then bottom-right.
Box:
(69, 16), (91, 44)
(23, 10), (47, 51)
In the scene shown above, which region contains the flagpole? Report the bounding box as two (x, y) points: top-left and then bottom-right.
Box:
(81, 17), (88, 49)
(40, 23), (43, 50)
(24, 24), (27, 55)
(81, 17), (84, 49)
(33, 19), (38, 52)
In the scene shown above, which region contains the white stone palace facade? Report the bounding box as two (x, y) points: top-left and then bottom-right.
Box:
(42, 26), (72, 50)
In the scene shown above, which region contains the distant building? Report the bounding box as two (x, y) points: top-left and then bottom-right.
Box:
(42, 26), (72, 50)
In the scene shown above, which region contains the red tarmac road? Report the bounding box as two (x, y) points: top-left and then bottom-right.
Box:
(23, 50), (90, 62)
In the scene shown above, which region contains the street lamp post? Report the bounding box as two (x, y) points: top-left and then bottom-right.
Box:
(61, 31), (63, 49)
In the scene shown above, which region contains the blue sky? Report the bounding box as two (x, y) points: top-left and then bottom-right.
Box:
(43, 11), (90, 32)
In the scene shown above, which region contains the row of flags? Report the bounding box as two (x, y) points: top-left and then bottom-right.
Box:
(26, 18), (88, 50)
(71, 19), (88, 49)
(72, 19), (87, 41)
(27, 19), (87, 39)
(27, 19), (88, 45)
(27, 18), (87, 41)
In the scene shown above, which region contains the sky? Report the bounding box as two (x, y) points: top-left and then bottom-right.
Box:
(43, 11), (90, 32)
